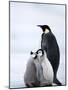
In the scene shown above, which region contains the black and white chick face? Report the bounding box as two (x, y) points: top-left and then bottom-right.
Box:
(30, 49), (45, 63)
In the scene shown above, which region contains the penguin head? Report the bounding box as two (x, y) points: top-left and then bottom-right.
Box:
(37, 25), (51, 34)
(36, 49), (44, 57)
(30, 51), (37, 59)
(30, 49), (45, 62)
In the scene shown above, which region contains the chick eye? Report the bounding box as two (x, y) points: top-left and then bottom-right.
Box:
(38, 51), (42, 56)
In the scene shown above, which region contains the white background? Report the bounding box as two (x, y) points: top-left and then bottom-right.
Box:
(0, 0), (68, 90)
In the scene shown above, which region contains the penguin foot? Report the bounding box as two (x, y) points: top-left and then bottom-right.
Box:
(25, 81), (40, 87)
(44, 84), (52, 87)
(54, 78), (62, 86)
(25, 83), (31, 88)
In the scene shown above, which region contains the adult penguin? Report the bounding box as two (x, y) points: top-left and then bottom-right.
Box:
(37, 25), (62, 85)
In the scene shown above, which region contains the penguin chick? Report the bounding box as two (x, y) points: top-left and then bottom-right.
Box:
(24, 52), (40, 87)
(34, 49), (54, 86)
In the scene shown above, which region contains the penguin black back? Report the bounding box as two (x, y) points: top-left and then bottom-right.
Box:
(38, 25), (62, 85)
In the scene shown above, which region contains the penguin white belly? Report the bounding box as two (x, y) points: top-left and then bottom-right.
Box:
(41, 57), (54, 85)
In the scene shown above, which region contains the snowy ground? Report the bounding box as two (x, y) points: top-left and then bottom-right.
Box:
(10, 52), (65, 88)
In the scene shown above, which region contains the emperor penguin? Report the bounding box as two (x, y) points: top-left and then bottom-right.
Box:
(24, 49), (54, 87)
(24, 51), (40, 87)
(37, 25), (62, 85)
(33, 49), (54, 86)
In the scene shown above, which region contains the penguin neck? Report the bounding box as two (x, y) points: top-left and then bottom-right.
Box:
(42, 52), (47, 62)
(45, 29), (49, 34)
(41, 55), (46, 62)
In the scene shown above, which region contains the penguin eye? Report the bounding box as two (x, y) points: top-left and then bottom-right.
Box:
(37, 51), (42, 56)
(45, 29), (49, 34)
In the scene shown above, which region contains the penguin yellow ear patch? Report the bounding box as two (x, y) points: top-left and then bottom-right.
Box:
(45, 29), (49, 34)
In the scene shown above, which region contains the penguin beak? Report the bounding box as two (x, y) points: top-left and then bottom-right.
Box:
(37, 25), (41, 27)
(37, 25), (44, 32)
(37, 25), (42, 27)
